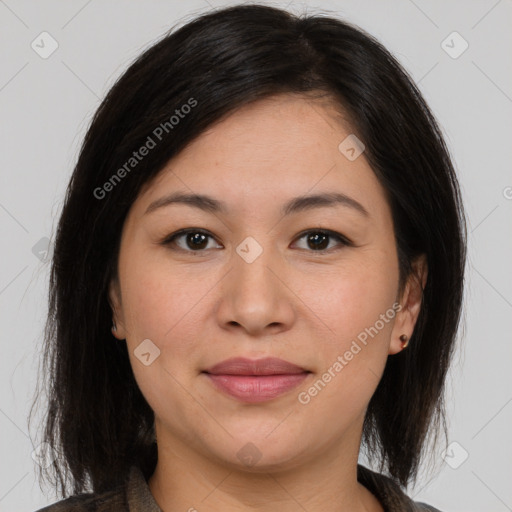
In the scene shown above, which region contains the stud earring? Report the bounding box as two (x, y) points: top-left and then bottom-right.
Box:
(399, 334), (409, 349)
(111, 322), (117, 333)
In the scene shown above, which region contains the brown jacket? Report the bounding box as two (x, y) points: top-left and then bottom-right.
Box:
(36, 464), (442, 512)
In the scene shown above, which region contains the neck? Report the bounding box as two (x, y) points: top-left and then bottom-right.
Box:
(147, 420), (383, 512)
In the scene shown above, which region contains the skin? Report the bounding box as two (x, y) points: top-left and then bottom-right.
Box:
(109, 93), (427, 512)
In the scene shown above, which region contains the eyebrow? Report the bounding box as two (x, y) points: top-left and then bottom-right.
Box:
(144, 191), (370, 218)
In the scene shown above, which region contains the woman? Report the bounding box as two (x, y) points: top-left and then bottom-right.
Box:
(32, 4), (466, 511)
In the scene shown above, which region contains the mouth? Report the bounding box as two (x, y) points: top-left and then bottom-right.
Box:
(202, 357), (312, 403)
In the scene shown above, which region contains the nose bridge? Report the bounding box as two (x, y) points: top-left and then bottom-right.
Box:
(218, 234), (293, 334)
(232, 234), (277, 297)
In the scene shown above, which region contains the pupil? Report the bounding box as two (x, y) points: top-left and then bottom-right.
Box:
(309, 233), (328, 250)
(188, 232), (207, 250)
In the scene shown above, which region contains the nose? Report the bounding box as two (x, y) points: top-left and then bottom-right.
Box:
(215, 240), (296, 337)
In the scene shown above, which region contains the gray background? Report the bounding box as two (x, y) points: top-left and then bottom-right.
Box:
(1, 0), (511, 511)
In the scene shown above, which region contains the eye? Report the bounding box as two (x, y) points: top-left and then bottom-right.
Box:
(161, 228), (222, 252)
(292, 229), (352, 252)
(160, 228), (352, 253)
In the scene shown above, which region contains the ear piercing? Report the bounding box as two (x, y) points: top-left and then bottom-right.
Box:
(399, 334), (409, 349)
(112, 322), (117, 332)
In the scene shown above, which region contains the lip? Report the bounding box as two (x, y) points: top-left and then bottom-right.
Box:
(202, 357), (311, 403)
(204, 357), (308, 375)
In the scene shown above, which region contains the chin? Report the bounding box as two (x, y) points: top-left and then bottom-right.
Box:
(209, 434), (312, 474)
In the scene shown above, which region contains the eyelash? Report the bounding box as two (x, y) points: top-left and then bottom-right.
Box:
(160, 228), (353, 254)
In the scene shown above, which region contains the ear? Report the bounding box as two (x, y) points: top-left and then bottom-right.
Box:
(108, 276), (126, 340)
(389, 254), (428, 355)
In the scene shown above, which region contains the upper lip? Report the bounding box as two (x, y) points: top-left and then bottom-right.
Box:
(203, 357), (309, 376)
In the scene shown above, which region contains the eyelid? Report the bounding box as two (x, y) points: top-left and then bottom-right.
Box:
(160, 227), (353, 252)
(292, 228), (353, 248)
(160, 228), (221, 251)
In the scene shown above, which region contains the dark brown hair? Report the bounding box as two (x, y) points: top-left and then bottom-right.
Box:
(30, 3), (467, 497)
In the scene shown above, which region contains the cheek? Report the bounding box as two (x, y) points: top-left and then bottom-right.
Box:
(121, 258), (208, 426)
(335, 271), (397, 341)
(120, 255), (207, 364)
(301, 248), (398, 341)
(297, 250), (398, 400)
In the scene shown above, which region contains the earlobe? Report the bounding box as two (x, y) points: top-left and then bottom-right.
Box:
(388, 332), (409, 355)
(399, 334), (409, 349)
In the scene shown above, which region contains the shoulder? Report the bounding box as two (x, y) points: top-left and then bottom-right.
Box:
(34, 466), (161, 512)
(413, 503), (443, 512)
(34, 486), (127, 512)
(357, 464), (444, 512)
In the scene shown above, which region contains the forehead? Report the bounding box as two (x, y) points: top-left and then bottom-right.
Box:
(131, 94), (387, 220)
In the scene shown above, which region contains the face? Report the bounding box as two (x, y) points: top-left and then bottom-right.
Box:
(109, 93), (425, 472)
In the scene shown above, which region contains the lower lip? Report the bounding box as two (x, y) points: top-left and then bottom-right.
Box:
(204, 373), (310, 403)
